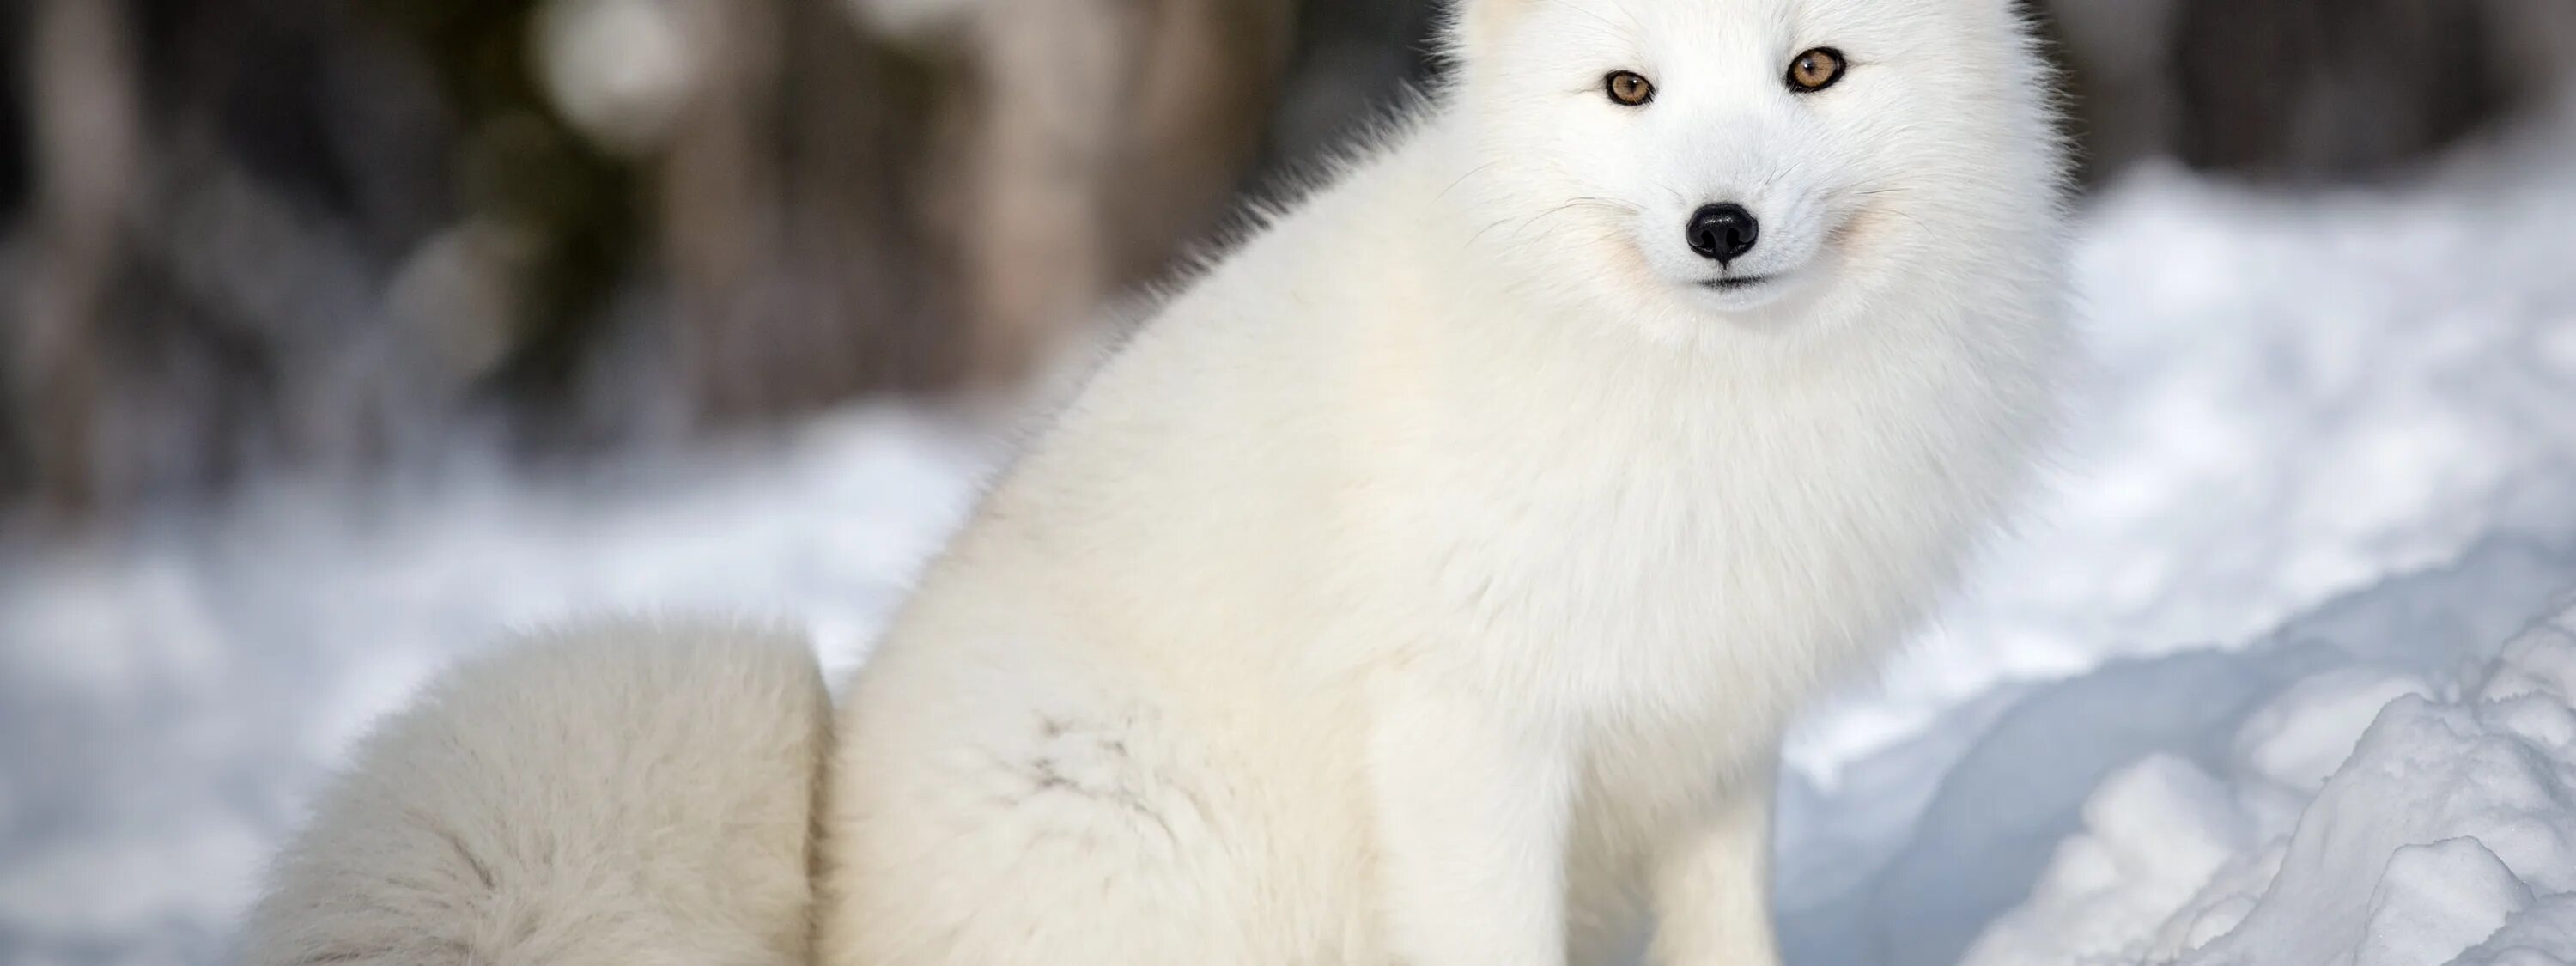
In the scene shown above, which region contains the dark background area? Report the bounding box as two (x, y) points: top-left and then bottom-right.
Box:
(0, 0), (2566, 529)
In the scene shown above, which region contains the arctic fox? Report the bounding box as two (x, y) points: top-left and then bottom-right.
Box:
(245, 0), (2069, 963)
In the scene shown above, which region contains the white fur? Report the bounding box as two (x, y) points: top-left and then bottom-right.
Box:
(241, 621), (832, 965)
(243, 0), (2069, 962)
(821, 1), (2069, 963)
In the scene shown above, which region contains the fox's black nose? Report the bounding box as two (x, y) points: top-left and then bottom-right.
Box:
(1686, 203), (1759, 264)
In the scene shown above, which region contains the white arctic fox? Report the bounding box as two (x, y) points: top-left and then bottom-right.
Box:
(244, 0), (2069, 963)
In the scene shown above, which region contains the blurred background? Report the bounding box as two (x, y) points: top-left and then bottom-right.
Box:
(6, 0), (2572, 530)
(1, 0), (1443, 529)
(6, 1), (2576, 963)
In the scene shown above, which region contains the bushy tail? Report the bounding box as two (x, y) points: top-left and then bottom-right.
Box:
(242, 619), (833, 966)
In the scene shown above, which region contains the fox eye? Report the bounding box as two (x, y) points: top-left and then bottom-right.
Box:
(1786, 47), (1847, 92)
(1605, 70), (1655, 106)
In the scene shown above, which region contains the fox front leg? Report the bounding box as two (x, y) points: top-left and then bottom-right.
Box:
(1648, 768), (1783, 966)
(1364, 672), (1577, 966)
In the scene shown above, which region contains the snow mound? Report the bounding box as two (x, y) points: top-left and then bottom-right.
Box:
(1958, 568), (2576, 966)
(1777, 539), (2576, 966)
(1770, 114), (2576, 966)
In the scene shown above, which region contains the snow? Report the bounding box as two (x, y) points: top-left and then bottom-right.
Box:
(1917, 568), (2576, 966)
(0, 410), (994, 963)
(6, 119), (2576, 965)
(1765, 112), (2576, 965)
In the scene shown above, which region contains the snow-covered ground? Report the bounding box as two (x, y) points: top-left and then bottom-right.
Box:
(1768, 114), (2576, 966)
(6, 120), (2576, 963)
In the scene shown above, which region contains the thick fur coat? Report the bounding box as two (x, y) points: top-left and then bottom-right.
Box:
(244, 0), (2070, 963)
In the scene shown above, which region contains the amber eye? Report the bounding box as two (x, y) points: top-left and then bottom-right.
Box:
(1786, 47), (1847, 92)
(1605, 70), (1655, 106)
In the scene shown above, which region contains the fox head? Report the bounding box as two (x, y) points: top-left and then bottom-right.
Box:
(1441, 0), (2065, 343)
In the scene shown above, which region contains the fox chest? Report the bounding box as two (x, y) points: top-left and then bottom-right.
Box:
(1401, 399), (1994, 723)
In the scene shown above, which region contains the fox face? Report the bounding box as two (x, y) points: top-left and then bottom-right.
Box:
(1446, 0), (2058, 341)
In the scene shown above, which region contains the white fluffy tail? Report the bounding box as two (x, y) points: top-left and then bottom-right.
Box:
(242, 620), (832, 966)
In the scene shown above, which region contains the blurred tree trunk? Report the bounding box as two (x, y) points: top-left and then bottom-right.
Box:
(906, 0), (1296, 389)
(667, 0), (1294, 415)
(5, 0), (465, 526)
(2034, 0), (2182, 185)
(2047, 0), (2576, 184)
(12, 0), (143, 521)
(662, 0), (947, 423)
(2171, 0), (2512, 178)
